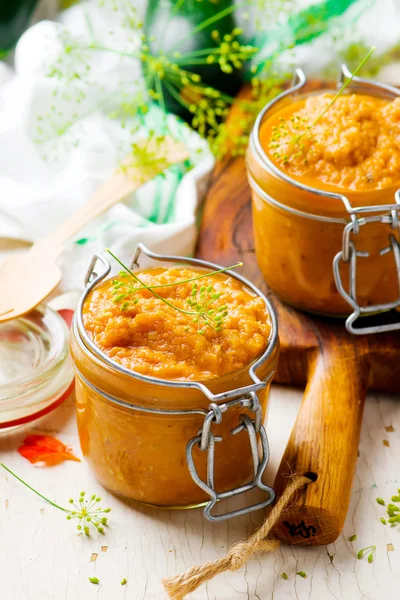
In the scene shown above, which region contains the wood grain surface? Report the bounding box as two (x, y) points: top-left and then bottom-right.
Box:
(196, 84), (400, 547)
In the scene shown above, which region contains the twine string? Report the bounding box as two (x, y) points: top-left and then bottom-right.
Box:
(163, 474), (312, 599)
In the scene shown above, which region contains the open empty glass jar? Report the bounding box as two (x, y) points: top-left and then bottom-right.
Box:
(0, 305), (74, 429)
(70, 244), (279, 521)
(247, 65), (400, 334)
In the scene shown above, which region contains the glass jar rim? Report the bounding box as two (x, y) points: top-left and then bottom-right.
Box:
(74, 248), (279, 403)
(0, 305), (69, 399)
(0, 305), (74, 428)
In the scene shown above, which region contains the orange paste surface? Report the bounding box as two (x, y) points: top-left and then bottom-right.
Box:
(83, 267), (271, 381)
(262, 93), (400, 191)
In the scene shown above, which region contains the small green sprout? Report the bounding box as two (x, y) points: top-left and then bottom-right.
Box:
(121, 578), (127, 585)
(1, 463), (111, 537)
(357, 545), (376, 563)
(89, 577), (100, 585)
(272, 47), (375, 165)
(35, 2), (291, 160)
(66, 492), (111, 535)
(377, 489), (400, 527)
(281, 572), (288, 580)
(107, 249), (242, 335)
(388, 516), (400, 524)
(296, 571), (307, 578)
(349, 534), (357, 542)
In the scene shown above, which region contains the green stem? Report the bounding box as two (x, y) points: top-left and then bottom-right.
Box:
(155, 74), (166, 113)
(86, 44), (140, 61)
(176, 52), (257, 67)
(167, 4), (238, 54)
(143, 68), (155, 99)
(213, 90), (236, 104)
(1, 463), (69, 513)
(86, 496), (97, 513)
(164, 63), (202, 82)
(174, 47), (224, 59)
(294, 46), (375, 145)
(163, 79), (191, 109)
(84, 8), (96, 45)
(174, 58), (214, 66)
(120, 260), (243, 291)
(175, 45), (258, 60)
(108, 251), (241, 333)
(107, 250), (196, 317)
(164, 68), (235, 105)
(142, 263), (243, 289)
(172, 0), (185, 13)
(202, 314), (216, 331)
(163, 69), (190, 90)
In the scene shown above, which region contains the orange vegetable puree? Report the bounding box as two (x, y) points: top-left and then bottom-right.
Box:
(83, 266), (271, 381)
(262, 93), (400, 191)
(73, 266), (276, 507)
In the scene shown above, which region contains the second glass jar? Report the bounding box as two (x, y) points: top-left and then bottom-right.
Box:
(246, 68), (400, 325)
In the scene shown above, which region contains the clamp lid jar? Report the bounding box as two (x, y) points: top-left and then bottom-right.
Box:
(70, 244), (279, 521)
(247, 65), (400, 334)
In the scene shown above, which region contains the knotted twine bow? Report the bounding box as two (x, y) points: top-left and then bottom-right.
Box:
(163, 474), (312, 599)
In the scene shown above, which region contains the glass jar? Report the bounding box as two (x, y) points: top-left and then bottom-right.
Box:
(0, 305), (74, 429)
(247, 66), (400, 335)
(69, 245), (279, 521)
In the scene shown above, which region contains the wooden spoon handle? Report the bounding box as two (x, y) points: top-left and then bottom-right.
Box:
(42, 136), (188, 253)
(272, 336), (368, 546)
(47, 171), (147, 247)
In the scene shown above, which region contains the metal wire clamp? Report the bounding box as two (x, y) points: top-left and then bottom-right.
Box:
(333, 190), (400, 334)
(186, 392), (275, 522)
(75, 243), (278, 521)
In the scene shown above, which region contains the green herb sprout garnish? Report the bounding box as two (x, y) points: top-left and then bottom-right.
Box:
(376, 490), (400, 526)
(1, 463), (111, 536)
(293, 47), (375, 146)
(33, 0), (370, 162)
(387, 502), (400, 524)
(118, 135), (181, 183)
(89, 577), (100, 585)
(357, 545), (376, 563)
(121, 578), (127, 585)
(107, 249), (242, 335)
(272, 46), (375, 165)
(34, 1), (297, 160)
(386, 506), (400, 524)
(323, 41), (400, 81)
(296, 571), (307, 578)
(281, 572), (289, 580)
(349, 534), (357, 542)
(66, 492), (111, 535)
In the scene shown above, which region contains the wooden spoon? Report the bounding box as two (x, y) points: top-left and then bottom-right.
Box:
(0, 136), (189, 322)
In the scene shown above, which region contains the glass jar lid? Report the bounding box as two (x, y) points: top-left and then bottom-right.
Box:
(0, 305), (74, 429)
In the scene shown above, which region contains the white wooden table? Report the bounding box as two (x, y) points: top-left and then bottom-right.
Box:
(1, 383), (399, 600)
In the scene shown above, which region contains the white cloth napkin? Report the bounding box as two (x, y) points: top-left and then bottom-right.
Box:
(0, 1), (214, 292)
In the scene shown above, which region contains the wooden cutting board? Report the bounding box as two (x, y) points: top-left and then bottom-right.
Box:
(195, 83), (400, 546)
